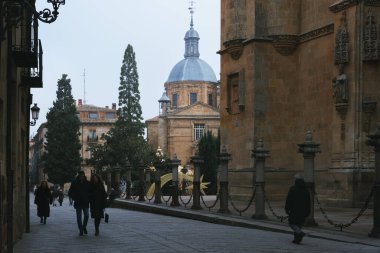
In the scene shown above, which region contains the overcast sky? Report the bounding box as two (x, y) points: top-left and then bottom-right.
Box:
(31, 0), (220, 136)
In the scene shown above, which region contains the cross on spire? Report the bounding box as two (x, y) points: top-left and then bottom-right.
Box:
(189, 0), (195, 27)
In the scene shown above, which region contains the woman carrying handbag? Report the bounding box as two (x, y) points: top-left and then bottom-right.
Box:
(89, 174), (108, 236)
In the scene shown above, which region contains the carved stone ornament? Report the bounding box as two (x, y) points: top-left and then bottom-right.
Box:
(223, 39), (245, 60)
(335, 102), (349, 119)
(269, 35), (299, 56)
(335, 12), (349, 64)
(363, 9), (379, 61)
(365, 0), (380, 7)
(332, 64), (349, 104)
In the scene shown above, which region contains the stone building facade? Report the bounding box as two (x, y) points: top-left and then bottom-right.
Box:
(146, 14), (220, 166)
(0, 1), (49, 251)
(30, 100), (117, 191)
(220, 0), (380, 206)
(76, 100), (117, 178)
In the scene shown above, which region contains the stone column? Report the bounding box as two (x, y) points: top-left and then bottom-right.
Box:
(218, 146), (231, 213)
(298, 131), (320, 226)
(154, 163), (163, 204)
(170, 154), (181, 207)
(138, 160), (146, 202)
(367, 124), (380, 238)
(252, 139), (270, 219)
(125, 160), (132, 199)
(191, 154), (203, 210)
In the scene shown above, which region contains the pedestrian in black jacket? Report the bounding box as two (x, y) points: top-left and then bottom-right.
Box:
(90, 174), (107, 236)
(34, 181), (53, 224)
(285, 176), (311, 244)
(68, 171), (91, 236)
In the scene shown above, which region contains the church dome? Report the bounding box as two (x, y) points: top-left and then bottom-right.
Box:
(167, 57), (217, 83)
(166, 16), (217, 84)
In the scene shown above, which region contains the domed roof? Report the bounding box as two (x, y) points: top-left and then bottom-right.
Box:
(167, 57), (217, 83)
(166, 16), (217, 84)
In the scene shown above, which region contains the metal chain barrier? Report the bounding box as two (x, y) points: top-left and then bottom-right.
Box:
(314, 185), (375, 231)
(179, 194), (193, 208)
(228, 186), (256, 216)
(200, 193), (220, 211)
(262, 186), (288, 223)
(161, 195), (172, 205)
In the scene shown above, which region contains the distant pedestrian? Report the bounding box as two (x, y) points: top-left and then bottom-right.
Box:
(68, 171), (91, 236)
(58, 189), (64, 206)
(90, 174), (107, 236)
(34, 181), (53, 224)
(52, 188), (59, 206)
(285, 175), (310, 244)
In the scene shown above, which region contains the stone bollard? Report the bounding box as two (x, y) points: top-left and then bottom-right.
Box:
(106, 169), (112, 192)
(138, 160), (146, 202)
(125, 159), (132, 199)
(218, 146), (231, 213)
(170, 154), (181, 207)
(191, 154), (204, 210)
(114, 165), (121, 196)
(153, 162), (163, 204)
(367, 124), (380, 238)
(252, 139), (270, 219)
(298, 131), (320, 226)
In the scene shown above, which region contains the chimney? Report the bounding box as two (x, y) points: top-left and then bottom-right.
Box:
(78, 99), (83, 106)
(112, 103), (116, 110)
(105, 106), (109, 109)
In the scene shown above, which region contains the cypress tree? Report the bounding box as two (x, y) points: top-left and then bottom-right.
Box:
(43, 74), (81, 187)
(107, 44), (149, 168)
(198, 131), (219, 194)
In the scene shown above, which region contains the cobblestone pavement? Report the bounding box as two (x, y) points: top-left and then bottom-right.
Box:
(13, 195), (380, 253)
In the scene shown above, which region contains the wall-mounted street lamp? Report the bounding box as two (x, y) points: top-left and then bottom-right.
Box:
(37, 0), (66, 23)
(30, 103), (40, 126)
(4, 0), (66, 25)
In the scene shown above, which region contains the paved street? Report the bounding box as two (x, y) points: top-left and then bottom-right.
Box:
(13, 194), (380, 253)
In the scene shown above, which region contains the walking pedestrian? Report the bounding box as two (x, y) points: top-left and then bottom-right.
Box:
(285, 175), (310, 244)
(58, 189), (64, 206)
(68, 171), (91, 236)
(34, 181), (53, 224)
(90, 174), (107, 236)
(52, 188), (59, 206)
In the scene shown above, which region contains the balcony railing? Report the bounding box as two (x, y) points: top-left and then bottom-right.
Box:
(21, 39), (43, 88)
(12, 15), (39, 68)
(87, 136), (99, 143)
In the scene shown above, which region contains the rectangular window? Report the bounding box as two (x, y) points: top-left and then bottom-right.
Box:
(172, 94), (178, 108)
(88, 113), (98, 119)
(88, 130), (97, 143)
(190, 93), (197, 105)
(105, 112), (116, 119)
(194, 124), (205, 141)
(208, 94), (213, 106)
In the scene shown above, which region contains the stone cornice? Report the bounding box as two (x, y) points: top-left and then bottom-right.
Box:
(329, 0), (360, 13)
(299, 24), (335, 43)
(329, 0), (380, 13)
(220, 24), (334, 56)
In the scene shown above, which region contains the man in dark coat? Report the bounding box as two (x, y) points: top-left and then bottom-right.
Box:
(285, 175), (311, 244)
(68, 171), (91, 236)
